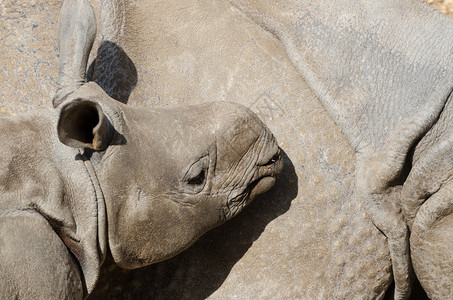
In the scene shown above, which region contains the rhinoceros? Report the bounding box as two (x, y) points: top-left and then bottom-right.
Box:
(2, 0), (453, 299)
(0, 0), (283, 298)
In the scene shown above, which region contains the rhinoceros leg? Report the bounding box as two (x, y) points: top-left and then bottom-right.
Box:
(399, 98), (453, 298)
(53, 0), (96, 107)
(0, 211), (83, 299)
(409, 183), (453, 299)
(355, 186), (413, 299)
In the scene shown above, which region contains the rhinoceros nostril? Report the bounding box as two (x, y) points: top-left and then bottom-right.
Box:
(259, 150), (281, 167)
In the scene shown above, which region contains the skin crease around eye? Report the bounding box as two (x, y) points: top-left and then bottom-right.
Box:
(183, 155), (210, 191)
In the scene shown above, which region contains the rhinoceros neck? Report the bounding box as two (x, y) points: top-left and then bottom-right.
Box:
(0, 109), (61, 210)
(0, 108), (81, 212)
(0, 107), (106, 288)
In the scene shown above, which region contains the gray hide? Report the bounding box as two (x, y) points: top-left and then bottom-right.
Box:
(225, 1), (453, 299)
(0, 0), (283, 298)
(2, 0), (452, 299)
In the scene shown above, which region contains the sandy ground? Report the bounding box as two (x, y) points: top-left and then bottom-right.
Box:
(428, 0), (453, 16)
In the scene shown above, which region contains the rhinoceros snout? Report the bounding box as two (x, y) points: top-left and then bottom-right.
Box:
(256, 147), (283, 180)
(249, 133), (284, 201)
(248, 157), (283, 202)
(211, 102), (283, 220)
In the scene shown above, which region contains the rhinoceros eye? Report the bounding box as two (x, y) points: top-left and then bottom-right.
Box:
(183, 155), (209, 192)
(187, 169), (205, 185)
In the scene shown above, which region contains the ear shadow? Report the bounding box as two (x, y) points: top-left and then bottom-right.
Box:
(89, 150), (298, 299)
(87, 41), (137, 104)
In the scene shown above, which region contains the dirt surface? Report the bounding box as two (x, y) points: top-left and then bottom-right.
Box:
(428, 0), (453, 16)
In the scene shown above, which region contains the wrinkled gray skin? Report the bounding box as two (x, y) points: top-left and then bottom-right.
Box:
(88, 0), (453, 299)
(0, 0), (283, 298)
(83, 0), (453, 298)
(2, 0), (453, 299)
(226, 1), (453, 299)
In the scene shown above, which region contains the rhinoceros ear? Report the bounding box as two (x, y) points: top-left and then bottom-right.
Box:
(52, 0), (96, 108)
(57, 99), (114, 150)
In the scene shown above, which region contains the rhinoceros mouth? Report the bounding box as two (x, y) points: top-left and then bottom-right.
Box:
(249, 176), (277, 200)
(222, 149), (283, 220)
(249, 150), (283, 199)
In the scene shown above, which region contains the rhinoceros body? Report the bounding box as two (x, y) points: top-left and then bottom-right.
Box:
(2, 0), (453, 299)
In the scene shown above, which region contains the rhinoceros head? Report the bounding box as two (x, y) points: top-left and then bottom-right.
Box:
(53, 0), (282, 280)
(57, 82), (283, 268)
